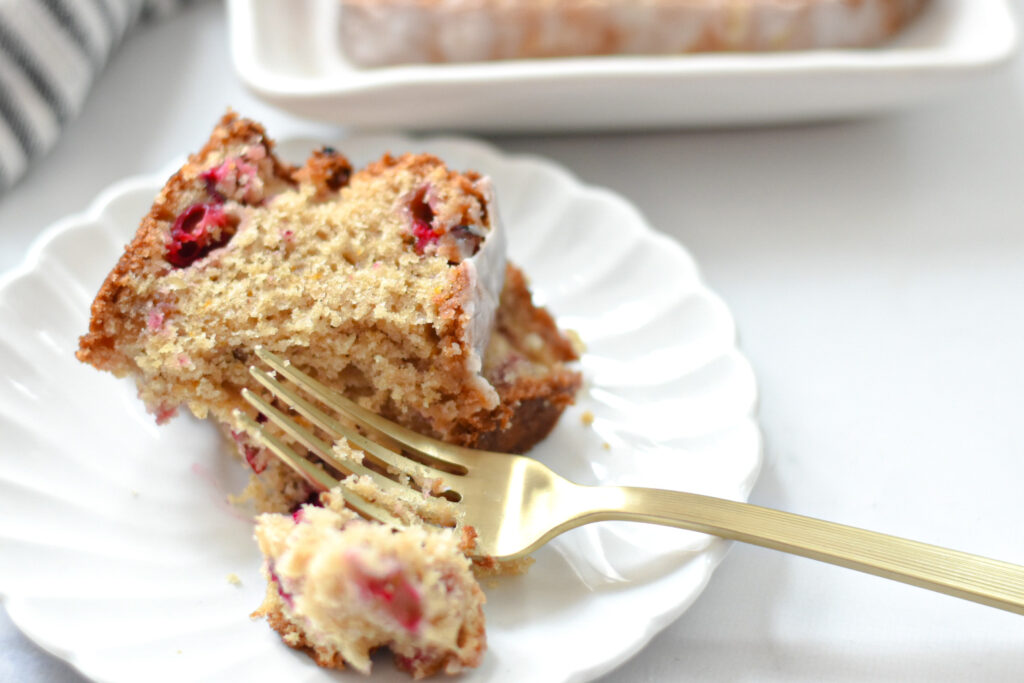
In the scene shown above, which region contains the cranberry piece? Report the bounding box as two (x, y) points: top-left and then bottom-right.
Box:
(365, 574), (422, 631)
(353, 564), (422, 631)
(165, 203), (236, 268)
(146, 307), (166, 332)
(154, 405), (178, 425)
(411, 218), (440, 254)
(407, 187), (441, 255)
(200, 167), (224, 199)
(201, 155), (262, 202)
(243, 445), (266, 474)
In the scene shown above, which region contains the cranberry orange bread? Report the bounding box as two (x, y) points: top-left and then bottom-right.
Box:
(77, 112), (580, 472)
(254, 490), (486, 678)
(341, 0), (929, 67)
(76, 112), (581, 676)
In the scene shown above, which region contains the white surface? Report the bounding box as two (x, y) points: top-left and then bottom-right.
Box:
(227, 0), (1018, 131)
(0, 134), (759, 683)
(2, 1), (1024, 681)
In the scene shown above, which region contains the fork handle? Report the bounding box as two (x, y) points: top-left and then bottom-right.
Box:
(594, 487), (1024, 615)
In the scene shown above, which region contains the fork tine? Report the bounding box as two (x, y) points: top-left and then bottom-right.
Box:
(246, 366), (459, 492)
(241, 387), (441, 511)
(234, 411), (336, 491)
(233, 410), (403, 527)
(254, 347), (474, 470)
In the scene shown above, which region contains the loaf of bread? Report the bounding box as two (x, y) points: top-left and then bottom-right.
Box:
(340, 0), (929, 67)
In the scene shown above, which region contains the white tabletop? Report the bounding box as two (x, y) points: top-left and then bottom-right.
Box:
(3, 2), (1024, 681)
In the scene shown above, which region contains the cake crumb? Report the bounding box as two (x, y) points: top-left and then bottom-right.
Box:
(602, 442), (610, 450)
(177, 650), (182, 655)
(565, 329), (586, 355)
(580, 410), (594, 426)
(227, 572), (242, 586)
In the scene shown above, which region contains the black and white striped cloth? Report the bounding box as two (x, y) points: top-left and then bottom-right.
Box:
(0, 0), (195, 192)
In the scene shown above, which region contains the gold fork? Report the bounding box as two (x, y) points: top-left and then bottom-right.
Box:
(234, 347), (1024, 616)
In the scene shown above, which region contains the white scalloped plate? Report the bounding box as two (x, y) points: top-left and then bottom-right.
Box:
(0, 136), (761, 682)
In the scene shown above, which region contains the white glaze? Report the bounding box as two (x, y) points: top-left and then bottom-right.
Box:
(461, 175), (506, 405)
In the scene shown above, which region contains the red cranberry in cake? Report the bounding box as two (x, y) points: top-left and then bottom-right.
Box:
(243, 445), (266, 473)
(201, 145), (276, 204)
(403, 185), (486, 262)
(165, 202), (237, 268)
(146, 305), (166, 331)
(411, 216), (439, 254)
(349, 553), (424, 632)
(153, 404), (178, 425)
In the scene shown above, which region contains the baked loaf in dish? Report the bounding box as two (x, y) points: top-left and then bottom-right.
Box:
(341, 0), (929, 67)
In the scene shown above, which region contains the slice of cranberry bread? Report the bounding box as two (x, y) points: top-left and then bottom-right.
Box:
(77, 113), (580, 464)
(254, 490), (486, 677)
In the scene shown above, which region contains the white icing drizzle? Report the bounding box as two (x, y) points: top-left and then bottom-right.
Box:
(462, 175), (506, 406)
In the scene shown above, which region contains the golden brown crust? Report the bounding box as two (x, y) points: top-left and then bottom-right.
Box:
(76, 111), (297, 373)
(294, 147), (353, 199)
(495, 263), (578, 363)
(361, 152), (481, 189)
(254, 586), (349, 670)
(362, 152), (490, 229)
(446, 264), (581, 452)
(472, 387), (578, 452)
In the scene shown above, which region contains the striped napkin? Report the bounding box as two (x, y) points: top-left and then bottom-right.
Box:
(0, 0), (195, 192)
